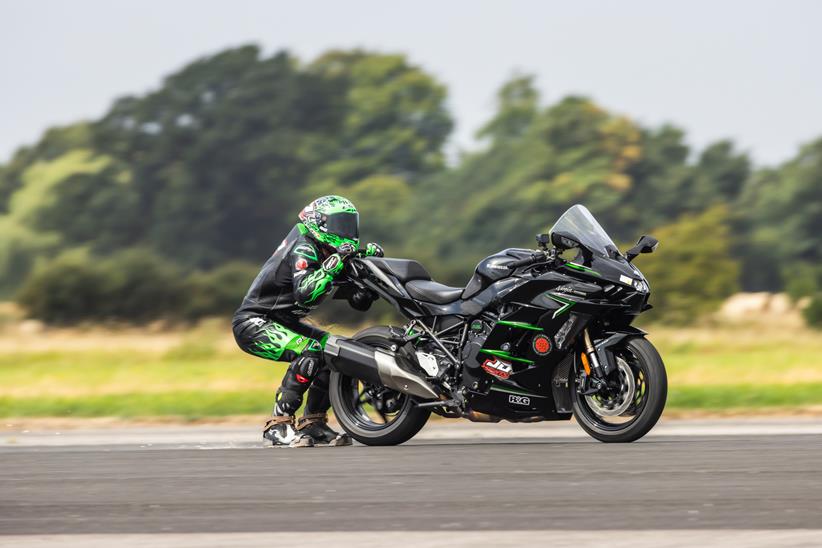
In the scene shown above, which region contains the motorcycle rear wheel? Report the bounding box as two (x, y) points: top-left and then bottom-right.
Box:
(329, 326), (431, 446)
(572, 337), (667, 443)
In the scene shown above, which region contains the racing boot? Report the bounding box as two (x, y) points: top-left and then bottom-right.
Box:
(295, 413), (352, 446)
(262, 415), (313, 447)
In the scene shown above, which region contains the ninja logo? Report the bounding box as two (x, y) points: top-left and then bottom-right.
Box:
(553, 284), (586, 297)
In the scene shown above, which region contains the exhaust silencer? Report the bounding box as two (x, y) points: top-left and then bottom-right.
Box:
(324, 335), (438, 400)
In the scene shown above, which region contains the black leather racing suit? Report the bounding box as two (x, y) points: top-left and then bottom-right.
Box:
(232, 223), (343, 416)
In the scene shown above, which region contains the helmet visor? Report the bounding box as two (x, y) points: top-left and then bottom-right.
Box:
(325, 212), (359, 240)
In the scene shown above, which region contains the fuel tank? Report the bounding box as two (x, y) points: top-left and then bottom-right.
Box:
(462, 248), (532, 299)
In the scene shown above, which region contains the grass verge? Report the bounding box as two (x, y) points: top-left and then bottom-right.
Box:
(1, 322), (820, 418)
(0, 390), (274, 419)
(666, 383), (822, 409)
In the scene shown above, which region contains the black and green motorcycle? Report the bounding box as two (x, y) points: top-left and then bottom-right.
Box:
(325, 204), (667, 445)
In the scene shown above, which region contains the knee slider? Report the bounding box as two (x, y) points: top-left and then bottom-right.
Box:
(295, 350), (323, 382)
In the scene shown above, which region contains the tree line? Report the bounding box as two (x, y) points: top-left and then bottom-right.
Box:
(0, 45), (820, 325)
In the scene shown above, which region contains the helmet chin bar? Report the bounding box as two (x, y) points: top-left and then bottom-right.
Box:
(308, 229), (359, 252)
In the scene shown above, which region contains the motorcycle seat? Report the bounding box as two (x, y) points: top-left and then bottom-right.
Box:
(364, 257), (431, 282)
(405, 279), (464, 304)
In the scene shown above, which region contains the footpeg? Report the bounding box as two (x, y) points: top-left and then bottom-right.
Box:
(415, 398), (460, 409)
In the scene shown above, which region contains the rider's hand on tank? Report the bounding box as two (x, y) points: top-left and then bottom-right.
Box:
(337, 242), (358, 257)
(365, 242), (384, 257)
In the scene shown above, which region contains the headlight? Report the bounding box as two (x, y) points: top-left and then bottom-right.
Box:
(632, 279), (649, 293)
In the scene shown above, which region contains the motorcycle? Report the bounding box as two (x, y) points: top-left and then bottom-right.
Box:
(325, 204), (667, 445)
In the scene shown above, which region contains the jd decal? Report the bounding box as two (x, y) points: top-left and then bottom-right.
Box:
(481, 357), (513, 380)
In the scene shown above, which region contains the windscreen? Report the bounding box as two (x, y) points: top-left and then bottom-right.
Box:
(549, 204), (620, 258)
(325, 212), (359, 240)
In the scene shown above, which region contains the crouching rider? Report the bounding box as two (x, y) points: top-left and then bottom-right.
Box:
(233, 196), (383, 447)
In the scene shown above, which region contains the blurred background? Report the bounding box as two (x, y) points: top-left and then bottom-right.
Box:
(1, 0), (820, 422)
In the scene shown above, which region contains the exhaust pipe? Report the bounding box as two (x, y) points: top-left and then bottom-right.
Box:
(323, 335), (438, 400)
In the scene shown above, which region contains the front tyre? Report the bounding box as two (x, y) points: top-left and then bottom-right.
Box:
(572, 337), (667, 443)
(329, 327), (431, 446)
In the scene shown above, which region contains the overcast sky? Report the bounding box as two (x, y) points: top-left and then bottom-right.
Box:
(2, 0), (821, 166)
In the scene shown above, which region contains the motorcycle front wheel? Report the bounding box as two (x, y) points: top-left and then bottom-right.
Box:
(572, 337), (667, 443)
(329, 326), (431, 446)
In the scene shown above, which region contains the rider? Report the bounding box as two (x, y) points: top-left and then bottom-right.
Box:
(233, 196), (383, 447)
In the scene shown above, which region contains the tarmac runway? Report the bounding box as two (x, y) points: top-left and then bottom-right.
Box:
(1, 420), (822, 547)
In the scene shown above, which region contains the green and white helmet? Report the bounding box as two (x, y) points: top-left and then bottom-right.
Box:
(298, 195), (360, 250)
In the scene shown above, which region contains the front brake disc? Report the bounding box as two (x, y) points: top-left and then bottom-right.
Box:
(584, 356), (635, 417)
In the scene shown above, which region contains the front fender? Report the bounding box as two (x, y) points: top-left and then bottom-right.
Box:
(593, 327), (647, 375)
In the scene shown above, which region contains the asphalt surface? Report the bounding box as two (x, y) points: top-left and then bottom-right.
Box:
(2, 423), (822, 536)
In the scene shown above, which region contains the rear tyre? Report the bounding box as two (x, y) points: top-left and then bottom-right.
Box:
(329, 326), (431, 446)
(572, 337), (667, 443)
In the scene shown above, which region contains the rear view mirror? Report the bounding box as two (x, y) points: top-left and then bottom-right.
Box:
(536, 233), (551, 249)
(550, 230), (582, 251)
(625, 235), (659, 262)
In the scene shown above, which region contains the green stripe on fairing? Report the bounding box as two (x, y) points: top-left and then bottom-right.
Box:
(545, 293), (576, 319)
(496, 320), (543, 331)
(296, 222), (309, 235)
(564, 262), (600, 276)
(478, 349), (535, 364)
(489, 385), (547, 398)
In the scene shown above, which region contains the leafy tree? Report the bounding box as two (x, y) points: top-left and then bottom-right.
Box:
(737, 138), (822, 292)
(406, 95), (648, 284)
(619, 125), (692, 231)
(0, 148), (117, 294)
(1, 45), (818, 327)
(33, 166), (140, 253)
(93, 46), (331, 267)
(345, 175), (412, 250)
(17, 248), (185, 324)
(692, 140), (751, 204)
(0, 123), (93, 213)
(16, 249), (109, 324)
(0, 219), (60, 297)
(183, 261), (259, 319)
(307, 51), (453, 191)
(802, 294), (822, 328)
(638, 207), (740, 324)
(477, 74), (540, 144)
(97, 249), (186, 322)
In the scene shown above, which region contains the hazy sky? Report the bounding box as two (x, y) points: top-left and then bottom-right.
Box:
(2, 0), (821, 166)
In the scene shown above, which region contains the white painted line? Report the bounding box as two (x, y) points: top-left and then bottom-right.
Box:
(1, 530), (821, 548)
(3, 418), (822, 447)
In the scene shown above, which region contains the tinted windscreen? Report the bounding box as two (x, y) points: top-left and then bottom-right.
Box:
(549, 205), (619, 258)
(325, 212), (359, 239)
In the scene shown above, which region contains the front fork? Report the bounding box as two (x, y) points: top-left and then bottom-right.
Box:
(577, 328), (607, 395)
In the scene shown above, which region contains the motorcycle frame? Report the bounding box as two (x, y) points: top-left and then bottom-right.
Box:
(344, 254), (650, 422)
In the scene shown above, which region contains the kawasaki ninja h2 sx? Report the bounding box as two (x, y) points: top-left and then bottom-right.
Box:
(325, 204), (667, 445)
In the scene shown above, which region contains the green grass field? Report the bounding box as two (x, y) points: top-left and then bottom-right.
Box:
(1, 321), (820, 419)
